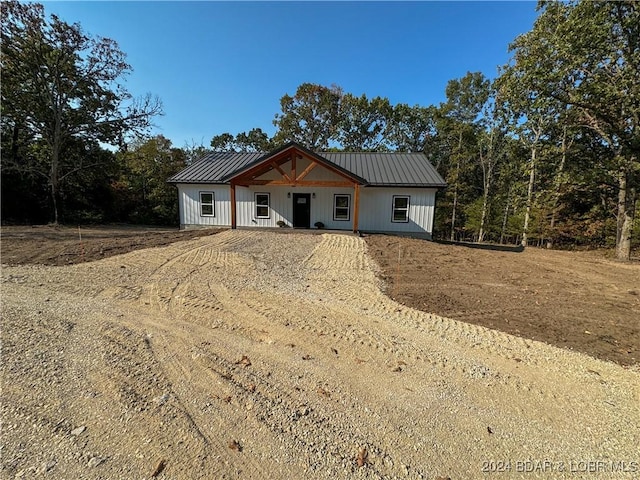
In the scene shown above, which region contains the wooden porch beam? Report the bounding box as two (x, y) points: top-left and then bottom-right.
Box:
(230, 182), (237, 229)
(296, 162), (317, 182)
(239, 179), (354, 187)
(353, 183), (360, 233)
(271, 162), (292, 182)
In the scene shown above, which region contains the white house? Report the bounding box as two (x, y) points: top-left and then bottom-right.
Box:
(168, 142), (446, 237)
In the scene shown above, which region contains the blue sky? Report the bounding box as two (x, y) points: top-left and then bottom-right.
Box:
(43, 1), (539, 149)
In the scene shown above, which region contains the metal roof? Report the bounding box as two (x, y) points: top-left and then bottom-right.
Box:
(322, 152), (445, 187)
(168, 147), (446, 188)
(168, 152), (263, 184)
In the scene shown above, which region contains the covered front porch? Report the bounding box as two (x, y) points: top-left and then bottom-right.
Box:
(223, 144), (367, 233)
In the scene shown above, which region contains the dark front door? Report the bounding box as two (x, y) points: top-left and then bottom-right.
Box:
(292, 193), (311, 228)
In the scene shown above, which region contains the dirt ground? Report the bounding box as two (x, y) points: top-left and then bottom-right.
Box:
(0, 225), (218, 266)
(2, 225), (638, 365)
(365, 235), (640, 367)
(1, 227), (639, 479)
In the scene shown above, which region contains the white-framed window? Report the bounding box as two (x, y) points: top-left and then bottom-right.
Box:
(200, 191), (214, 217)
(333, 194), (351, 221)
(255, 192), (270, 219)
(392, 195), (410, 223)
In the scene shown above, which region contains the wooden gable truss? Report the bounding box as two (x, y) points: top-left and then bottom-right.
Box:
(228, 145), (364, 232)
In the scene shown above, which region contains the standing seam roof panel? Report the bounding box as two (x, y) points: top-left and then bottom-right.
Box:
(169, 151), (446, 186)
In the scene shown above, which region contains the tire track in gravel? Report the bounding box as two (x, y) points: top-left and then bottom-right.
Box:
(8, 229), (636, 479)
(123, 298), (410, 479)
(123, 230), (634, 417)
(98, 232), (435, 478)
(302, 235), (533, 373)
(168, 233), (584, 476)
(298, 233), (639, 412)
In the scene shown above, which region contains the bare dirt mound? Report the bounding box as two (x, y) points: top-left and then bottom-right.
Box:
(2, 230), (638, 479)
(366, 235), (640, 366)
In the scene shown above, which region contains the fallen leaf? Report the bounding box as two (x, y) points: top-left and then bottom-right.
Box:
(228, 440), (242, 452)
(356, 447), (368, 467)
(317, 387), (330, 397)
(235, 355), (251, 368)
(151, 459), (166, 478)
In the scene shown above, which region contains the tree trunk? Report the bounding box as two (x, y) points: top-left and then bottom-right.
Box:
(450, 175), (458, 242)
(48, 99), (65, 224)
(10, 123), (20, 163)
(500, 186), (512, 245)
(479, 193), (489, 243)
(547, 126), (569, 249)
(616, 167), (633, 261)
(478, 147), (493, 243)
(522, 146), (536, 247)
(450, 131), (463, 242)
(50, 147), (60, 225)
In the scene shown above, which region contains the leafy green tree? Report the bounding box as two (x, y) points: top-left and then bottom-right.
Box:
(385, 103), (437, 153)
(182, 139), (211, 165)
(1, 1), (162, 224)
(476, 124), (508, 242)
(496, 64), (558, 247)
(210, 133), (237, 152)
(117, 135), (186, 225)
(210, 128), (273, 153)
(338, 94), (392, 151)
(505, 0), (639, 259)
(235, 128), (273, 152)
(273, 83), (343, 149)
(438, 72), (490, 240)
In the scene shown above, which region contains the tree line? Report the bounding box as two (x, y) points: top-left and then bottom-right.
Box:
(2, 1), (638, 259)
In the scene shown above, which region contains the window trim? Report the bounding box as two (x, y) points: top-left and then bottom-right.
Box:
(199, 191), (215, 217)
(333, 194), (351, 221)
(255, 192), (270, 219)
(391, 195), (410, 223)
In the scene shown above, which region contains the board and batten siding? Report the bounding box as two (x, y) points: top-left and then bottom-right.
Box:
(177, 183), (437, 236)
(178, 184), (231, 228)
(358, 187), (437, 236)
(235, 186), (288, 228)
(178, 184), (356, 230)
(236, 186), (355, 230)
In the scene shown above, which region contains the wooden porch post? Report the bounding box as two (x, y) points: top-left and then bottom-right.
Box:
(353, 183), (360, 233)
(230, 182), (237, 229)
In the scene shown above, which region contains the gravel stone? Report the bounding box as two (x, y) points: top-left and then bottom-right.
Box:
(1, 230), (638, 479)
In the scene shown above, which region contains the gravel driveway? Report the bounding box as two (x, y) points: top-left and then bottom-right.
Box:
(2, 230), (638, 479)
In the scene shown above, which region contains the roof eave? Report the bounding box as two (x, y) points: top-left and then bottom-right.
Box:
(168, 180), (229, 185)
(367, 183), (447, 188)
